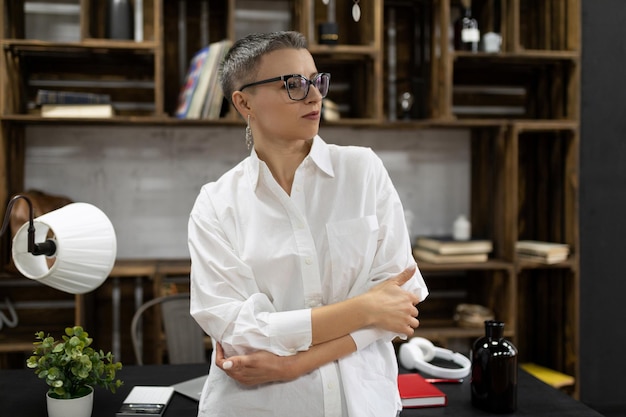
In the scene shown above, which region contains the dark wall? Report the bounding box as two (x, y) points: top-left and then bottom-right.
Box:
(580, 1), (626, 413)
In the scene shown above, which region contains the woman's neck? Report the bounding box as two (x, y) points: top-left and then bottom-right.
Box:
(256, 138), (313, 195)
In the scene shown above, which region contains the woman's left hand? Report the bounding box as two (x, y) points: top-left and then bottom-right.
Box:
(215, 342), (297, 386)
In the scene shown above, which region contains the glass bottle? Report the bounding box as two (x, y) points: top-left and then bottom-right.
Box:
(107, 0), (134, 40)
(454, 6), (480, 52)
(471, 320), (518, 413)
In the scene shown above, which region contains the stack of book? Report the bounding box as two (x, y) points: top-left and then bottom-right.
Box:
(36, 89), (114, 118)
(175, 39), (232, 120)
(515, 240), (569, 264)
(413, 236), (492, 264)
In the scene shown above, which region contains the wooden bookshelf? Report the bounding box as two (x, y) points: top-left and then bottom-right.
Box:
(0, 0), (580, 397)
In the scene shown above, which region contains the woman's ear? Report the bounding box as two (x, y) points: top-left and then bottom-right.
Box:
(231, 91), (251, 117)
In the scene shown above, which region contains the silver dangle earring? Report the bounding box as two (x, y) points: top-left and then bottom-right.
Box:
(245, 114), (253, 150)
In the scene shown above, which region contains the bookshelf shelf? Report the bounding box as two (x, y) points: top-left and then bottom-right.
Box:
(417, 259), (513, 272)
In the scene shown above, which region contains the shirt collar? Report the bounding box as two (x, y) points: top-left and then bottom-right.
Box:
(246, 135), (335, 190)
(308, 135), (335, 178)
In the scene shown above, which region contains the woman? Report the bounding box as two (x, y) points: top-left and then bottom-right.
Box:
(188, 31), (428, 417)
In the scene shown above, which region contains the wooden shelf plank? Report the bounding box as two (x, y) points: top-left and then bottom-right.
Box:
(1, 39), (158, 52)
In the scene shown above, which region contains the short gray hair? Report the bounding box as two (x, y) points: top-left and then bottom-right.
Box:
(219, 31), (308, 105)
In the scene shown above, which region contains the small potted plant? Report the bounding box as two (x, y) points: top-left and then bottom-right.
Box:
(26, 326), (123, 417)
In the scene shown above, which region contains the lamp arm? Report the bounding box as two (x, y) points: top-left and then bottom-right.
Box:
(0, 194), (56, 256)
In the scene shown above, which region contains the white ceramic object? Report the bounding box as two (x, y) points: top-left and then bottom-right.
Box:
(46, 387), (94, 417)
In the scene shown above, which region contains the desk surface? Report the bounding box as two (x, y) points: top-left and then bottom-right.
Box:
(1, 364), (603, 417)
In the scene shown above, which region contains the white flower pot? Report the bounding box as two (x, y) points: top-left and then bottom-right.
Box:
(46, 386), (94, 417)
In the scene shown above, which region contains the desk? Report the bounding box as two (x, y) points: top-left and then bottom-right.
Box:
(1, 364), (603, 416)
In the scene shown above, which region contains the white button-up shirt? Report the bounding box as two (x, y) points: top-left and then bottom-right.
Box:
(189, 136), (428, 417)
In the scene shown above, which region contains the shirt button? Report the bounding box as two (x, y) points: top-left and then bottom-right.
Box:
(295, 185), (302, 192)
(327, 382), (335, 390)
(305, 257), (312, 265)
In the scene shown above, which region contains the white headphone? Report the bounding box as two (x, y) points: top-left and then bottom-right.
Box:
(398, 337), (471, 379)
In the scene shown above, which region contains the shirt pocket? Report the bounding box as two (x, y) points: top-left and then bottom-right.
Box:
(325, 215), (379, 303)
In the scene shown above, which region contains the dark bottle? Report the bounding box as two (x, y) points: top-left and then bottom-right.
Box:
(454, 6), (480, 52)
(107, 0), (134, 40)
(471, 320), (518, 413)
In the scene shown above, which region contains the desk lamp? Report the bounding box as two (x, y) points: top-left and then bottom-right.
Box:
(0, 194), (117, 294)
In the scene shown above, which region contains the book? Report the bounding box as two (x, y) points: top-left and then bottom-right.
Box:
(40, 104), (114, 118)
(398, 373), (447, 408)
(414, 236), (493, 255)
(413, 247), (488, 264)
(186, 43), (219, 119)
(116, 386), (174, 416)
(520, 363), (575, 389)
(175, 46), (211, 118)
(516, 252), (568, 265)
(35, 89), (111, 105)
(515, 240), (569, 257)
(201, 40), (232, 120)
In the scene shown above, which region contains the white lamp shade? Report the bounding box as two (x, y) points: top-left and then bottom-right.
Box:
(12, 202), (117, 294)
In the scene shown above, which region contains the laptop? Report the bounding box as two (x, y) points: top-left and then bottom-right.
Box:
(171, 375), (207, 401)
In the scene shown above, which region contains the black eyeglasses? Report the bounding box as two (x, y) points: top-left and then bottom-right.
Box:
(239, 73), (331, 101)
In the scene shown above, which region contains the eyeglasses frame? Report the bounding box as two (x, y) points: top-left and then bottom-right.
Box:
(239, 73), (331, 101)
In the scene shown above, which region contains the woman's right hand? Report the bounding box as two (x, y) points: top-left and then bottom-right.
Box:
(362, 266), (421, 337)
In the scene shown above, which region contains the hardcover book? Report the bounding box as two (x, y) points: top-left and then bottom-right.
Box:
(413, 247), (488, 264)
(36, 89), (111, 105)
(515, 240), (569, 256)
(516, 252), (568, 264)
(175, 46), (211, 118)
(398, 373), (447, 408)
(415, 236), (492, 255)
(40, 104), (114, 118)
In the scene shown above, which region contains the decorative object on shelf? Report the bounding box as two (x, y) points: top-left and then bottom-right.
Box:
(107, 0), (134, 40)
(453, 303), (495, 328)
(471, 321), (518, 413)
(482, 0), (501, 53)
(319, 0), (339, 44)
(453, 214), (471, 241)
(133, 0), (143, 41)
(454, 0), (480, 52)
(399, 91), (414, 120)
(26, 326), (123, 417)
(482, 32), (502, 53)
(0, 194), (117, 294)
(352, 0), (361, 22)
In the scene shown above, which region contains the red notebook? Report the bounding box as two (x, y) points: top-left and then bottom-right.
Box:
(397, 373), (448, 408)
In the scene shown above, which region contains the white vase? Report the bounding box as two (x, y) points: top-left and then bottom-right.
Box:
(46, 387), (94, 417)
